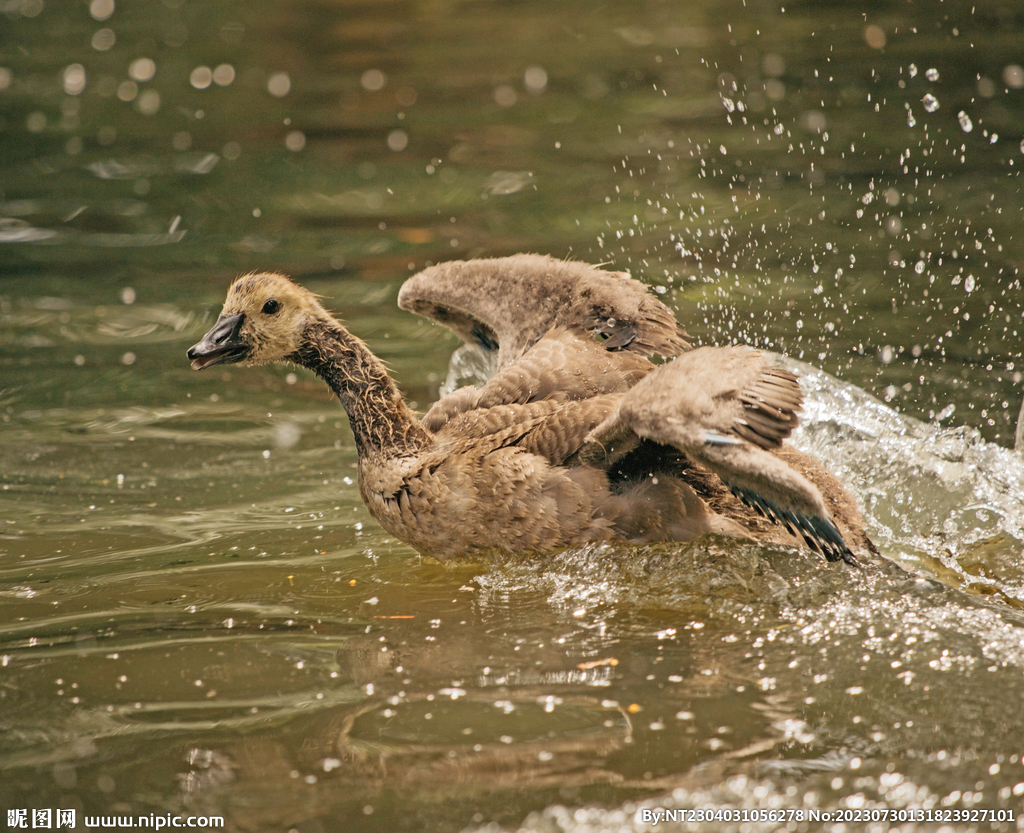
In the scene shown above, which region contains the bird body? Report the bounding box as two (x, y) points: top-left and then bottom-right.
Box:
(188, 255), (871, 565)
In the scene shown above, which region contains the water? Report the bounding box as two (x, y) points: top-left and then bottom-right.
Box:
(3, 0), (1024, 830)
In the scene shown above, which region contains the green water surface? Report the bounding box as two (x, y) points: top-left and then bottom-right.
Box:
(2, 0), (1024, 831)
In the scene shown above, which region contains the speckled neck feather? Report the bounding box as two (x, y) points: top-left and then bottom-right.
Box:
(291, 319), (429, 458)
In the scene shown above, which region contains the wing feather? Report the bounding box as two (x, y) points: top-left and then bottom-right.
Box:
(422, 326), (652, 431)
(580, 346), (855, 563)
(399, 254), (689, 371)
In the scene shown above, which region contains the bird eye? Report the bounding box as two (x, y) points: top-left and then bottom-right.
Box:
(262, 299), (280, 315)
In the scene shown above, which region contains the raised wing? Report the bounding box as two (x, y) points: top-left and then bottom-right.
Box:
(398, 254), (689, 371)
(580, 346), (856, 564)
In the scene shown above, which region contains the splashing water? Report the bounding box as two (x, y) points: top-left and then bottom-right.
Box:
(786, 357), (1024, 594)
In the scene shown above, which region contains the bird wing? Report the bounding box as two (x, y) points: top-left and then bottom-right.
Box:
(422, 327), (651, 431)
(580, 346), (855, 563)
(398, 254), (689, 371)
(432, 394), (621, 468)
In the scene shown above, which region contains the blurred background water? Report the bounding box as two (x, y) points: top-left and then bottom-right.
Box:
(2, 0), (1024, 831)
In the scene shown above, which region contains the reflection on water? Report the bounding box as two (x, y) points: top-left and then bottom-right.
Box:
(2, 0), (1024, 830)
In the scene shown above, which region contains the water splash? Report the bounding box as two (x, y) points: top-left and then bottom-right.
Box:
(438, 343), (497, 397)
(787, 357), (1024, 592)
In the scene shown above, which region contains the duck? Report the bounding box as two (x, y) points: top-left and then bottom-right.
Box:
(187, 254), (872, 565)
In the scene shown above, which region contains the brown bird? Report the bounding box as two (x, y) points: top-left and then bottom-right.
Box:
(187, 254), (871, 564)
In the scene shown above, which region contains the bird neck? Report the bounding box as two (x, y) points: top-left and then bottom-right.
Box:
(292, 318), (430, 457)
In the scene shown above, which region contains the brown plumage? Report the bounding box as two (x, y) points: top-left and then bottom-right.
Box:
(397, 254), (689, 369)
(187, 255), (872, 565)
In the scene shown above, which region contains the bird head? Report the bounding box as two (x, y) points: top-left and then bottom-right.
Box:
(187, 272), (329, 370)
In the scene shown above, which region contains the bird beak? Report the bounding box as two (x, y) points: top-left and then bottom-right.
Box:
(187, 313), (249, 370)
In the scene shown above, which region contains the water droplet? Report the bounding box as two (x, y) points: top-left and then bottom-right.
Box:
(267, 72), (291, 98)
(864, 24), (886, 49)
(957, 110), (973, 132)
(91, 28), (115, 51)
(925, 67), (940, 82)
(212, 64), (235, 87)
(493, 84), (516, 107)
(524, 66), (548, 94)
(964, 274), (975, 293)
(63, 64), (86, 96)
(190, 66), (212, 89)
(1004, 64), (1024, 89)
(128, 58), (155, 83)
(274, 422), (302, 448)
(90, 0), (114, 20)
(360, 68), (386, 91)
(135, 89), (160, 116)
(906, 110), (916, 128)
(387, 129), (408, 152)
(116, 80), (138, 102)
(908, 63), (918, 78)
(922, 94), (939, 113)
